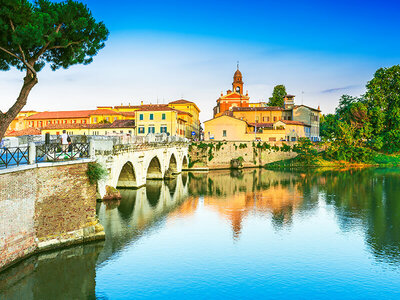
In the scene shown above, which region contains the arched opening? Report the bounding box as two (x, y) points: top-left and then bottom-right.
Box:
(168, 154), (178, 174)
(165, 179), (177, 196)
(147, 156), (163, 180)
(181, 172), (188, 186)
(182, 156), (188, 170)
(117, 162), (137, 188)
(118, 189), (137, 221)
(146, 181), (162, 207)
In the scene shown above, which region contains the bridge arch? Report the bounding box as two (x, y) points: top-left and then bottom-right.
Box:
(182, 155), (188, 170)
(168, 153), (178, 174)
(117, 161), (137, 188)
(146, 156), (163, 180)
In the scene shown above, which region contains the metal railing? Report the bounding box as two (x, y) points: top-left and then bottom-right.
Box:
(0, 146), (29, 169)
(0, 142), (90, 170)
(36, 143), (90, 162)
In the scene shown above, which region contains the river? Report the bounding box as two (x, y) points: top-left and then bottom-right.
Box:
(1, 168), (400, 299)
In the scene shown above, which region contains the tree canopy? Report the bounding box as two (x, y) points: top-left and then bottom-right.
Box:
(0, 0), (109, 140)
(267, 84), (286, 107)
(320, 65), (400, 162)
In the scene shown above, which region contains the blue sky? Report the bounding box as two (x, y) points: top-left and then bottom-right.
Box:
(1, 0), (399, 120)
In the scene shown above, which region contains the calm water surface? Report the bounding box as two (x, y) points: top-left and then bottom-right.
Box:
(1, 168), (400, 299)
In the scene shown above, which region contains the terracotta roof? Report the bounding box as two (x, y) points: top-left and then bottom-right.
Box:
(279, 120), (310, 126)
(135, 105), (176, 112)
(5, 127), (41, 137)
(219, 92), (250, 100)
(176, 110), (192, 116)
(169, 99), (193, 104)
(120, 112), (136, 117)
(26, 109), (121, 120)
(293, 105), (321, 112)
(247, 123), (274, 128)
(109, 120), (135, 128)
(232, 106), (283, 112)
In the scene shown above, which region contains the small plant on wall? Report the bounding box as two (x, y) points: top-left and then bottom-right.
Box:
(87, 162), (108, 184)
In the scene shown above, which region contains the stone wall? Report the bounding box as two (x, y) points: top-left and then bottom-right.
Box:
(189, 141), (297, 169)
(0, 161), (104, 272)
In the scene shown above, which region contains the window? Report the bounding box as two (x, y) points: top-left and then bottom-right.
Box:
(94, 117), (98, 123)
(161, 126), (168, 133)
(149, 114), (154, 120)
(138, 126), (145, 134)
(273, 117), (277, 122)
(106, 117), (109, 121)
(291, 137), (296, 142)
(139, 114), (144, 120)
(162, 113), (166, 120)
(223, 130), (227, 137)
(288, 116), (291, 121)
(148, 126), (155, 134)
(114, 117), (117, 121)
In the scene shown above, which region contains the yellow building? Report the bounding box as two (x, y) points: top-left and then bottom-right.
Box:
(168, 99), (201, 139)
(134, 106), (186, 137)
(7, 110), (37, 131)
(204, 114), (311, 142)
(25, 109), (123, 128)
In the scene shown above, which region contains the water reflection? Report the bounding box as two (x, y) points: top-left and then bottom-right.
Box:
(1, 168), (400, 299)
(96, 174), (189, 265)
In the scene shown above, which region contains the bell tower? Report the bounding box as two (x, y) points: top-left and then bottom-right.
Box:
(232, 63), (243, 94)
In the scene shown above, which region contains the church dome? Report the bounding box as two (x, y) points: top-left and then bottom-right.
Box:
(234, 69), (242, 77)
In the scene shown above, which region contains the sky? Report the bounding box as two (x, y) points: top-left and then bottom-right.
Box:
(1, 0), (400, 121)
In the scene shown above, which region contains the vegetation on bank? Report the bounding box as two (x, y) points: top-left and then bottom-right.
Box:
(319, 65), (400, 163)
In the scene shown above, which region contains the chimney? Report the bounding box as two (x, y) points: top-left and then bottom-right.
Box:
(141, 101), (144, 106)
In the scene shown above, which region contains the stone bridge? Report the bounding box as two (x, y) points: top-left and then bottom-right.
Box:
(93, 141), (189, 197)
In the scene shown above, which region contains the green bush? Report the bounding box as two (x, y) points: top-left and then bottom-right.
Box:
(87, 162), (108, 184)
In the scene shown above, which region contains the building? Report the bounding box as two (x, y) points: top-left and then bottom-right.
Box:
(7, 111), (37, 131)
(40, 120), (136, 136)
(25, 109), (124, 128)
(167, 99), (201, 139)
(205, 68), (320, 142)
(133, 105), (186, 137)
(213, 67), (250, 117)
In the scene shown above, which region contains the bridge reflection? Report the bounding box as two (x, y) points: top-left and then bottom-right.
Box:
(96, 173), (189, 265)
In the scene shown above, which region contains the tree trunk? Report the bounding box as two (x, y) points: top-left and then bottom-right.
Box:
(0, 72), (38, 142)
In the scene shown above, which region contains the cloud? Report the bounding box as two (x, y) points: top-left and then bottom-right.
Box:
(321, 85), (360, 94)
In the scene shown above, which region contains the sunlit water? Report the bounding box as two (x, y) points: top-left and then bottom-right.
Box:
(1, 168), (400, 299)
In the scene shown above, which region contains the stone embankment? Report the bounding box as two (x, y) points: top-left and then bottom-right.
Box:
(0, 161), (104, 273)
(188, 141), (297, 170)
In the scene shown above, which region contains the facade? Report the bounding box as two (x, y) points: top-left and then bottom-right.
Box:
(133, 106), (186, 137)
(7, 111), (37, 131)
(205, 68), (321, 142)
(25, 109), (123, 128)
(167, 99), (201, 139)
(41, 120), (136, 136)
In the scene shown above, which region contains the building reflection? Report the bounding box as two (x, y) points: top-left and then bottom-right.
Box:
(185, 169), (317, 239)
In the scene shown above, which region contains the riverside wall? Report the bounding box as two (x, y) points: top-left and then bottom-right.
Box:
(0, 161), (104, 273)
(188, 141), (297, 169)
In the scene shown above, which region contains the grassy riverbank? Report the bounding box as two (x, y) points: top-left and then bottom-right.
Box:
(265, 152), (400, 169)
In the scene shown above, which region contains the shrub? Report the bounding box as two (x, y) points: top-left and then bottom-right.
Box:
(87, 162), (108, 184)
